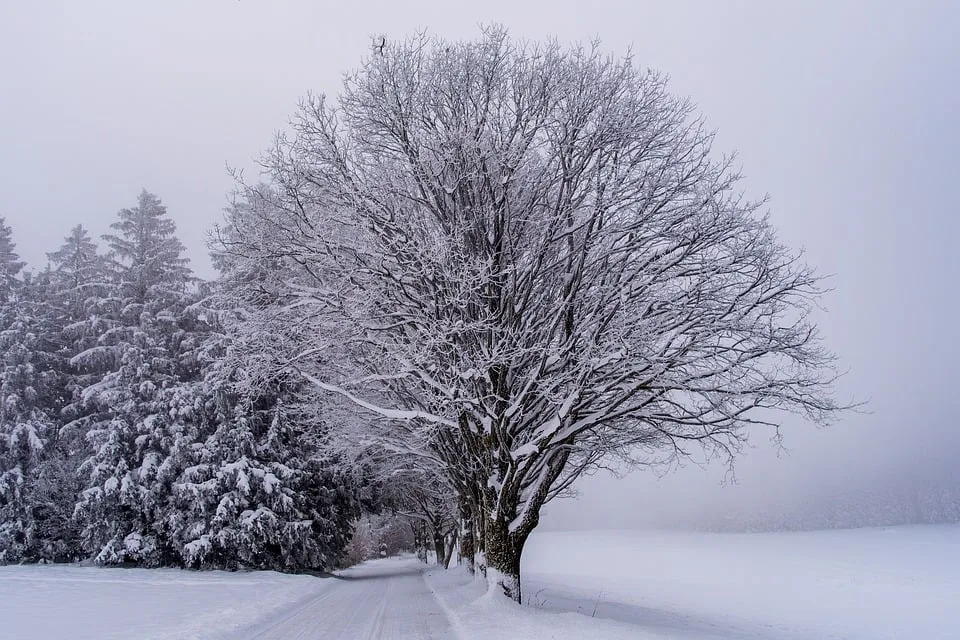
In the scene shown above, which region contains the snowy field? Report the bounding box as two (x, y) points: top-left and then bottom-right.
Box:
(0, 525), (956, 639)
(521, 524), (960, 640)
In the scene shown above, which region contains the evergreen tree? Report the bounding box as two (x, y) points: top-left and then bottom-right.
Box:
(0, 218), (24, 306)
(47, 225), (110, 330)
(72, 191), (200, 565)
(170, 356), (363, 571)
(8, 226), (118, 562)
(1, 197), (367, 569)
(0, 219), (59, 562)
(164, 213), (366, 571)
(102, 190), (192, 309)
(47, 225), (113, 420)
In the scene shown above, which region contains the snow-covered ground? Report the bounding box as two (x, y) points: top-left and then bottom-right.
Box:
(1, 525), (956, 639)
(521, 524), (960, 640)
(0, 564), (331, 640)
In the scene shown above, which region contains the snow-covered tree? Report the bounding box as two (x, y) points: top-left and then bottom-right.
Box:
(47, 225), (110, 322)
(404, 474), (458, 567)
(45, 225), (113, 369)
(45, 224), (113, 436)
(160, 225), (368, 572)
(374, 461), (458, 566)
(220, 28), (843, 601)
(0, 219), (61, 562)
(172, 377), (360, 571)
(0, 218), (24, 307)
(0, 226), (117, 562)
(71, 191), (200, 565)
(102, 190), (192, 308)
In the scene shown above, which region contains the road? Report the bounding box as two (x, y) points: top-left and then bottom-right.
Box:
(239, 557), (456, 640)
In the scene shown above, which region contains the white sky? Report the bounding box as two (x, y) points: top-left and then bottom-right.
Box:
(1, 0), (957, 529)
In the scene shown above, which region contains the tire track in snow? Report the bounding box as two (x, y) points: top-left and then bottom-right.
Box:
(241, 584), (339, 639)
(421, 569), (472, 640)
(361, 578), (391, 639)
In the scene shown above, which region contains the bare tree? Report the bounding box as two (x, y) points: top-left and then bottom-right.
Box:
(393, 471), (458, 565)
(217, 27), (842, 602)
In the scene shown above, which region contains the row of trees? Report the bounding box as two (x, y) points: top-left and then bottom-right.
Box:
(212, 28), (842, 602)
(0, 192), (369, 570)
(2, 30), (846, 602)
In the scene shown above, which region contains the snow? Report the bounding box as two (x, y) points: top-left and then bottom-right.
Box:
(0, 564), (331, 640)
(245, 557), (454, 639)
(1, 525), (957, 639)
(424, 564), (655, 640)
(521, 524), (960, 640)
(300, 373), (459, 428)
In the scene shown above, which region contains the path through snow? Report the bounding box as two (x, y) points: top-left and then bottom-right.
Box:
(239, 557), (455, 640)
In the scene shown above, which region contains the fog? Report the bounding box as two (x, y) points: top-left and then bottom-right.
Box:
(2, 1), (957, 531)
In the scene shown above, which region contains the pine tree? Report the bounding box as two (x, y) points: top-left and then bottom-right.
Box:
(0, 219), (59, 562)
(164, 214), (366, 571)
(102, 190), (192, 309)
(171, 365), (362, 571)
(4, 226), (118, 562)
(72, 191), (200, 565)
(0, 218), (24, 306)
(47, 225), (113, 419)
(47, 225), (110, 329)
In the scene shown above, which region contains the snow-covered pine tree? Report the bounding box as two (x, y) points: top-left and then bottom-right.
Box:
(47, 226), (109, 317)
(166, 209), (366, 572)
(172, 372), (360, 571)
(47, 225), (114, 423)
(102, 190), (192, 309)
(0, 218), (60, 562)
(46, 224), (112, 358)
(71, 191), (201, 566)
(24, 225), (117, 562)
(0, 218), (23, 307)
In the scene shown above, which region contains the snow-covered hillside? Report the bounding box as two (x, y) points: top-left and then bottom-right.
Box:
(1, 525), (956, 639)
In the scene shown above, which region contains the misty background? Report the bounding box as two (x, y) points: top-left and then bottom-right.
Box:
(1, 0), (957, 531)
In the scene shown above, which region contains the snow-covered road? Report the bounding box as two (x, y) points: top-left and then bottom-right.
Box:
(239, 558), (455, 640)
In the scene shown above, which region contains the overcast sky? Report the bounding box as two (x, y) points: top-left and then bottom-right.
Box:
(1, 1), (957, 529)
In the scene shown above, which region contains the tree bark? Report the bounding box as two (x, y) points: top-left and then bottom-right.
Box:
(410, 520), (429, 563)
(442, 529), (457, 569)
(459, 517), (475, 574)
(432, 531), (445, 565)
(483, 515), (527, 603)
(474, 510), (486, 576)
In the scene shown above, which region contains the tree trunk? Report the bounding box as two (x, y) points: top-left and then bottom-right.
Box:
(459, 517), (475, 574)
(410, 520), (429, 563)
(433, 531), (445, 565)
(483, 516), (526, 603)
(442, 528), (458, 569)
(473, 511), (486, 576)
